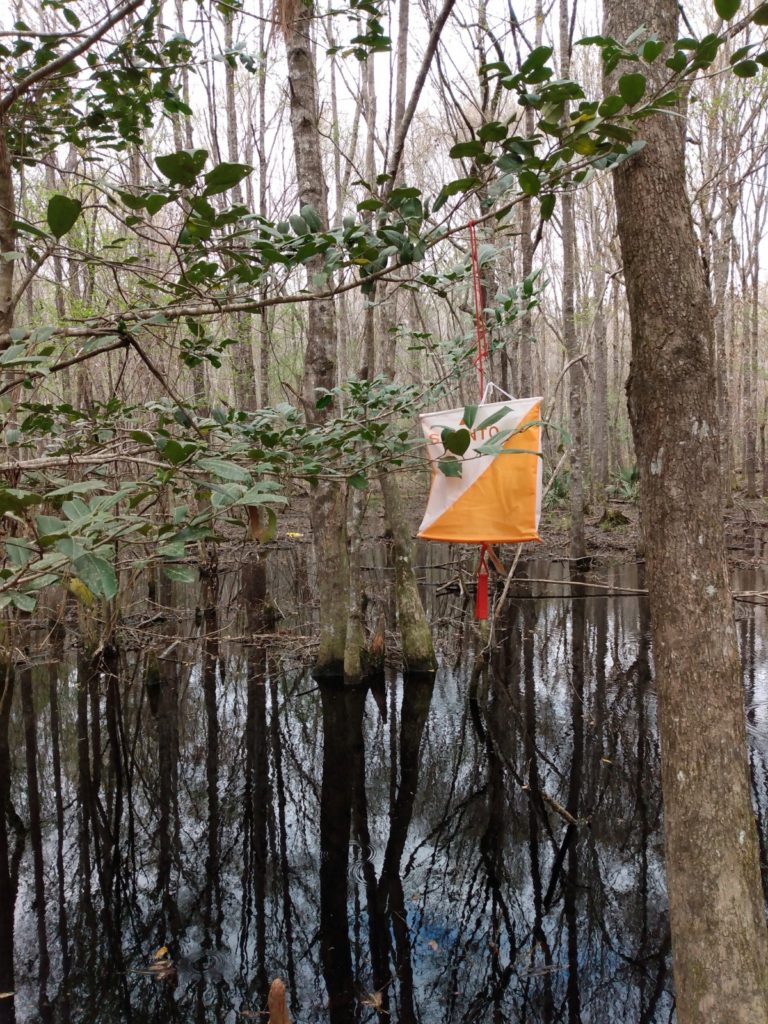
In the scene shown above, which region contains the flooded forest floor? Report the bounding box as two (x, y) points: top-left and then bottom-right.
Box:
(3, 488), (768, 1024)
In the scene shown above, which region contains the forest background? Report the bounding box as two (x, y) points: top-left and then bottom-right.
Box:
(4, 0), (768, 1020)
(2, 0), (765, 626)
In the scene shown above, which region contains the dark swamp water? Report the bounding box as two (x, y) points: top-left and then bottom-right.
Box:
(3, 546), (768, 1024)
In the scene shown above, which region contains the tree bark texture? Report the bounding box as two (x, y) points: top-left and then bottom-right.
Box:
(0, 123), (16, 347)
(284, 3), (349, 676)
(559, 0), (586, 561)
(604, 2), (768, 1021)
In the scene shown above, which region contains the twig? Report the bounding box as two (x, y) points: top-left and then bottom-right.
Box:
(546, 354), (589, 421)
(128, 336), (204, 437)
(487, 447), (571, 646)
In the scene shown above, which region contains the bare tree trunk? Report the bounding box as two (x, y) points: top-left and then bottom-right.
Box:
(0, 667), (16, 1024)
(713, 142), (736, 506)
(376, 0), (436, 675)
(0, 123), (16, 347)
(559, 0), (586, 561)
(283, 2), (350, 677)
(223, 7), (256, 411)
(257, 0), (270, 407)
(604, 2), (768, 1021)
(517, 0), (542, 398)
(744, 193), (764, 498)
(591, 255), (609, 502)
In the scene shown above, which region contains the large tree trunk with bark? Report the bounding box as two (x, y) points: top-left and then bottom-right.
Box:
(603, 2), (768, 1021)
(283, 3), (350, 677)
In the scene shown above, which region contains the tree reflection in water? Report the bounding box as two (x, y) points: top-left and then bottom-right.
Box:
(3, 556), (767, 1022)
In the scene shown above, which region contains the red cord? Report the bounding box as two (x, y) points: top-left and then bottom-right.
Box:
(469, 225), (492, 620)
(475, 542), (489, 620)
(468, 220), (490, 401)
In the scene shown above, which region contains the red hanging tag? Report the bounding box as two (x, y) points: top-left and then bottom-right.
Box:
(475, 543), (489, 621)
(475, 568), (489, 621)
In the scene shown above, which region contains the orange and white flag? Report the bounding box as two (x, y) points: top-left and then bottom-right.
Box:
(417, 396), (543, 544)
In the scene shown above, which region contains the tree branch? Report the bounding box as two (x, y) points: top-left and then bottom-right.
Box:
(384, 0), (458, 190)
(0, 0), (146, 115)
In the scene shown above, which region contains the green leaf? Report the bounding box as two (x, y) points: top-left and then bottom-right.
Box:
(129, 429), (153, 444)
(155, 148), (208, 187)
(642, 39), (664, 62)
(12, 592), (37, 612)
(438, 456), (462, 478)
(540, 194), (556, 221)
(666, 50), (688, 72)
(163, 564), (198, 583)
(598, 94), (625, 117)
(441, 427), (471, 456)
(478, 121), (508, 142)
(235, 485), (287, 505)
(733, 59), (759, 77)
(198, 457), (252, 482)
(521, 45), (554, 74)
(72, 552), (118, 600)
(433, 176), (480, 212)
(476, 406), (511, 431)
(203, 162), (252, 196)
(61, 498), (89, 521)
(5, 539), (34, 568)
(348, 473), (368, 490)
(715, 0), (740, 18)
(387, 186), (422, 207)
(618, 72), (646, 105)
(518, 170), (541, 196)
(289, 213), (309, 234)
(476, 440), (540, 457)
(47, 480), (104, 498)
(573, 136), (599, 156)
(449, 140), (486, 159)
(54, 537), (85, 560)
(300, 204), (323, 230)
(35, 514), (69, 541)
(144, 193), (171, 215)
(0, 488), (42, 516)
(13, 218), (48, 240)
(463, 404), (478, 429)
(157, 438), (196, 465)
(47, 195), (82, 238)
(753, 3), (768, 24)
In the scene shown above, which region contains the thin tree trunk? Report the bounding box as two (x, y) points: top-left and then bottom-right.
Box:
(713, 143), (736, 506)
(0, 667), (16, 1024)
(257, 0), (270, 406)
(604, 2), (768, 1020)
(0, 123), (16, 348)
(591, 256), (609, 502)
(376, 0), (436, 675)
(559, 0), (586, 561)
(745, 197), (763, 497)
(283, 1), (350, 676)
(517, 0), (542, 398)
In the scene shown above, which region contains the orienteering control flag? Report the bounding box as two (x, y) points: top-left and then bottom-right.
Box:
(417, 397), (543, 544)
